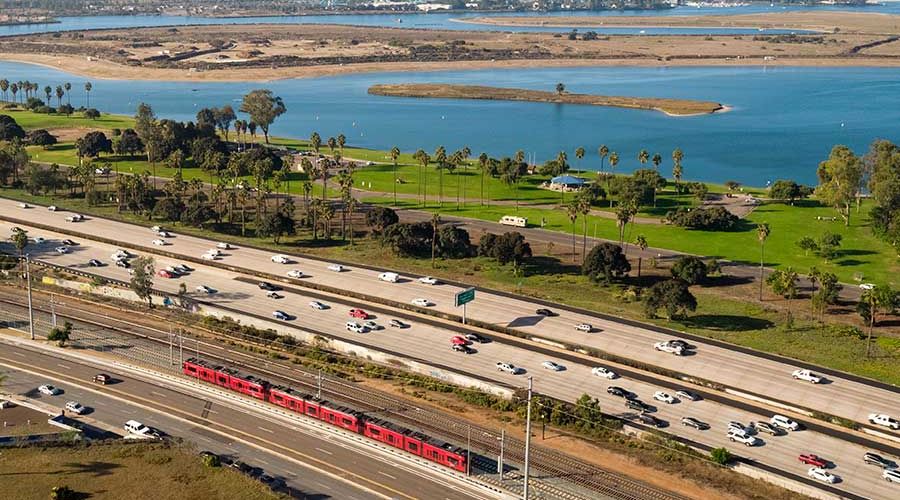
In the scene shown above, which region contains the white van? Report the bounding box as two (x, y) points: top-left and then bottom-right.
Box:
(378, 272), (399, 283)
(499, 215), (527, 228)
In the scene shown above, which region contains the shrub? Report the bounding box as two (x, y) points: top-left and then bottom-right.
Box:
(710, 447), (732, 465)
(665, 207), (739, 231)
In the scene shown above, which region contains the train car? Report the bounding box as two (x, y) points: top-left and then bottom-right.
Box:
(229, 372), (268, 400)
(319, 403), (361, 433)
(183, 357), (219, 384)
(422, 438), (468, 472)
(268, 385), (308, 414)
(363, 418), (428, 456)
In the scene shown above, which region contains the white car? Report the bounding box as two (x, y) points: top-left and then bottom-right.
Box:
(791, 369), (822, 384)
(327, 264), (345, 272)
(55, 246), (69, 254)
(95, 167), (110, 175)
(884, 468), (900, 484)
(411, 298), (433, 307)
(653, 391), (676, 404)
(859, 283), (875, 291)
(124, 420), (159, 438)
(727, 431), (759, 446)
(207, 248), (223, 257)
(271, 254), (290, 264)
(575, 323), (593, 333)
(868, 413), (900, 430)
(591, 366), (617, 379)
(196, 285), (215, 294)
(266, 291), (282, 299)
(346, 321), (367, 333)
(542, 361), (564, 372)
(728, 421), (752, 435)
(496, 362), (520, 375)
(378, 272), (399, 283)
(216, 242), (232, 249)
(418, 276), (439, 285)
(272, 310), (289, 321)
(363, 320), (382, 331)
(111, 252), (128, 262)
(65, 214), (83, 222)
(32, 237), (46, 244)
(770, 414), (800, 431)
(287, 270), (304, 279)
(65, 401), (86, 415)
(157, 230), (172, 238)
(38, 384), (61, 396)
(151, 226), (162, 232)
(200, 253), (219, 261)
(309, 301), (328, 310)
(653, 341), (684, 355)
(151, 239), (167, 246)
(48, 205), (57, 211)
(807, 467), (837, 484)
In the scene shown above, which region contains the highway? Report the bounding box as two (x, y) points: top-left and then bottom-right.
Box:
(0, 340), (495, 500)
(2, 204), (900, 498)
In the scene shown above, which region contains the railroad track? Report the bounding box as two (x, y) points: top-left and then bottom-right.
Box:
(0, 291), (685, 500)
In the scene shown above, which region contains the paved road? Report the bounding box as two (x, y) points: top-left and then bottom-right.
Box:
(0, 340), (494, 500)
(2, 218), (900, 498)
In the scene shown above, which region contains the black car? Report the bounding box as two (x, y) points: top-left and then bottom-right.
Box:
(535, 308), (558, 317)
(668, 339), (692, 350)
(451, 344), (474, 354)
(465, 333), (490, 343)
(62, 239), (77, 246)
(88, 259), (103, 267)
(258, 282), (279, 291)
(607, 386), (629, 398)
(681, 417), (710, 430)
(638, 413), (664, 428)
(625, 399), (652, 412)
(115, 259), (130, 268)
(864, 452), (894, 468)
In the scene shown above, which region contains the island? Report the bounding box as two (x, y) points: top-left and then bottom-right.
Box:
(368, 83), (724, 117)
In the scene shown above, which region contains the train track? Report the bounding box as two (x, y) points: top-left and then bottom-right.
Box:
(0, 291), (686, 500)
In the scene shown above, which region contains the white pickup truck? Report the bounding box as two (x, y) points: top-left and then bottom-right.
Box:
(868, 413), (900, 430)
(791, 369), (822, 384)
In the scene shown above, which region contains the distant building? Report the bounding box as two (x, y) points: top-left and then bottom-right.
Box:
(548, 175), (586, 192)
(416, 3), (453, 11)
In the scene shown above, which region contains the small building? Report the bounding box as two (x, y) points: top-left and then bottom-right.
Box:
(548, 175), (586, 192)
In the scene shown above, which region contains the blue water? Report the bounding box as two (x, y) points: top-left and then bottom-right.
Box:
(5, 4), (900, 36)
(1, 61), (898, 186)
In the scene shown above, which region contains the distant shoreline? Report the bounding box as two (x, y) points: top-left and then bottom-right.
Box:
(368, 83), (724, 116)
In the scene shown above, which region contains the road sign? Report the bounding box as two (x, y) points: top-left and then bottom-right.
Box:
(455, 287), (475, 307)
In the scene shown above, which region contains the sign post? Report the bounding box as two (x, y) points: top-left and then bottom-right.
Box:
(454, 287), (476, 325)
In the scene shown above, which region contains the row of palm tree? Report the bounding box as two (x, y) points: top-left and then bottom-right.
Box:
(0, 78), (89, 107)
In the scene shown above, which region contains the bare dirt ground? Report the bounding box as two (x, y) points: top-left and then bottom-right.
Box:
(0, 18), (898, 82)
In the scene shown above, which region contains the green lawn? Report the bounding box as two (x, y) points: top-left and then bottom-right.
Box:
(3, 108), (134, 130)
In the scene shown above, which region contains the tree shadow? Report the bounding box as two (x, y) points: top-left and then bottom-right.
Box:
(523, 255), (580, 276)
(61, 461), (120, 478)
(680, 315), (775, 332)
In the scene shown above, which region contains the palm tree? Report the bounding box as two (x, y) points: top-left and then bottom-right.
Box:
(638, 149), (649, 170)
(413, 149), (430, 207)
(309, 131), (321, 177)
(449, 150), (463, 210)
(431, 212), (441, 268)
(478, 153), (489, 206)
(434, 146), (446, 207)
(598, 144), (609, 174)
(55, 85), (64, 108)
(44, 85), (52, 105)
(556, 150), (568, 205)
(0, 79), (8, 101)
(460, 146), (471, 209)
(578, 194), (591, 263)
(10, 82), (18, 103)
(390, 146), (400, 205)
(337, 134), (346, 157)
(635, 235), (648, 277)
(757, 223), (771, 301)
(575, 146), (585, 170)
(248, 122), (257, 144)
(337, 171), (352, 240)
(347, 196), (357, 246)
(327, 136), (337, 158)
(64, 82), (71, 105)
(672, 147), (684, 197)
(652, 152), (662, 171)
(607, 152), (619, 207)
(566, 201), (579, 262)
(84, 82), (92, 108)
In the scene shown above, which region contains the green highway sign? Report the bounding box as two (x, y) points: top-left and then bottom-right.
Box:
(455, 287), (476, 307)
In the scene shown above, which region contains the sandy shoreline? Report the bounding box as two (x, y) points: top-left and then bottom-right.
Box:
(3, 53), (900, 83)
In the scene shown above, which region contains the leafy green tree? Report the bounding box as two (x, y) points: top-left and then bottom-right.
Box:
(47, 321), (72, 347)
(811, 271), (842, 316)
(26, 129), (57, 149)
(817, 145), (862, 226)
(769, 179), (811, 205)
(239, 89), (285, 144)
(583, 243), (630, 284)
(83, 108), (100, 120)
(365, 206), (399, 234)
(11, 229), (28, 255)
(815, 232), (842, 262)
(0, 114), (26, 141)
(767, 267), (799, 326)
(643, 279), (697, 320)
(796, 236), (818, 256)
(671, 256), (708, 285)
(710, 447), (732, 465)
(130, 256), (155, 308)
(858, 285), (898, 357)
(478, 231), (532, 274)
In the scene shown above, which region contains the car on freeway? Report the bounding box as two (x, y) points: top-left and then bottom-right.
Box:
(728, 421), (753, 435)
(770, 414), (800, 431)
(200, 253), (219, 261)
(55, 246), (68, 254)
(535, 308), (557, 317)
(884, 468), (900, 484)
(92, 374), (110, 385)
(450, 336), (468, 346)
(389, 319), (408, 329)
(411, 298), (433, 307)
(363, 320), (382, 331)
(32, 237), (46, 244)
(266, 291), (283, 299)
(637, 414), (664, 428)
(418, 276), (439, 285)
(681, 417), (709, 430)
(62, 239), (76, 246)
(287, 270), (304, 278)
(346, 321), (367, 334)
(465, 333), (490, 343)
(124, 420), (161, 438)
(88, 259), (103, 267)
(859, 283), (875, 291)
(727, 431), (759, 447)
(864, 452), (895, 469)
(217, 242), (232, 249)
(157, 270), (175, 278)
(66, 214), (84, 222)
(753, 421), (782, 435)
(791, 369), (822, 384)
(378, 272), (400, 283)
(496, 362), (521, 375)
(157, 230), (172, 238)
(798, 454), (828, 468)
(38, 384), (61, 396)
(452, 344), (474, 354)
(151, 226), (163, 232)
(574, 323), (593, 333)
(206, 248), (223, 257)
(272, 310), (290, 321)
(327, 264), (345, 272)
(114, 249), (132, 258)
(47, 205), (57, 211)
(674, 389), (701, 401)
(591, 366), (617, 379)
(271, 254), (290, 264)
(65, 401), (86, 415)
(165, 267), (183, 276)
(653, 341), (685, 355)
(18, 202), (30, 208)
(542, 361), (564, 372)
(258, 282), (279, 291)
(807, 467), (837, 484)
(625, 399), (652, 412)
(115, 260), (130, 269)
(349, 308), (369, 319)
(606, 386), (630, 398)
(173, 264), (192, 274)
(196, 285), (215, 294)
(309, 301), (327, 310)
(653, 391), (677, 404)
(869, 413), (900, 430)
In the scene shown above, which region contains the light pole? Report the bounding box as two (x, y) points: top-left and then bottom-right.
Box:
(497, 428), (505, 479)
(24, 255), (35, 340)
(523, 376), (533, 500)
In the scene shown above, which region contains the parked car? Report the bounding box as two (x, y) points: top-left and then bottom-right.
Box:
(798, 454), (828, 468)
(389, 319), (408, 329)
(791, 369), (822, 384)
(38, 384), (61, 396)
(418, 276), (439, 285)
(535, 308), (557, 317)
(575, 323), (593, 333)
(770, 414), (800, 431)
(542, 361), (564, 372)
(864, 452), (894, 469)
(591, 366), (617, 379)
(272, 310), (290, 321)
(807, 467), (837, 484)
(681, 417), (709, 430)
(65, 401), (86, 415)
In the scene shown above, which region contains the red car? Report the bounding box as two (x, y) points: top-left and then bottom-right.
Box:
(798, 454), (827, 468)
(450, 336), (468, 346)
(157, 270), (174, 278)
(349, 309), (369, 319)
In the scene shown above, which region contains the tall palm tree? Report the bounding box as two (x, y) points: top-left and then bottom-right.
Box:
(44, 86), (51, 105)
(757, 223), (771, 301)
(672, 163), (683, 198)
(10, 82), (18, 103)
(449, 150), (463, 210)
(413, 149), (429, 207)
(55, 85), (64, 108)
(390, 146), (400, 205)
(347, 196), (357, 246)
(431, 212), (441, 268)
(337, 134), (346, 157)
(460, 146), (470, 209)
(556, 150), (568, 205)
(608, 152), (619, 207)
(0, 79), (8, 101)
(638, 149), (649, 170)
(337, 171), (351, 240)
(327, 136), (337, 160)
(578, 193), (591, 262)
(478, 152), (489, 207)
(309, 131), (321, 176)
(434, 146), (446, 207)
(575, 146), (585, 170)
(597, 144), (609, 174)
(64, 82), (71, 105)
(84, 82), (92, 108)
(635, 234), (648, 277)
(566, 200), (579, 262)
(652, 152), (662, 171)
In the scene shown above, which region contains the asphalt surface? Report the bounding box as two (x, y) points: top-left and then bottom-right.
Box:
(0, 340), (496, 500)
(2, 202), (900, 499)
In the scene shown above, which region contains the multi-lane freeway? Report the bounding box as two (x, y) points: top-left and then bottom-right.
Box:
(2, 198), (900, 499)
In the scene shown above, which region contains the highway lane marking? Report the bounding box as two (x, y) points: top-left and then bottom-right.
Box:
(378, 471), (397, 480)
(0, 356), (408, 500)
(257, 426), (274, 434)
(315, 448), (333, 455)
(256, 458), (270, 465)
(150, 391), (168, 398)
(57, 363), (71, 369)
(12, 351), (25, 357)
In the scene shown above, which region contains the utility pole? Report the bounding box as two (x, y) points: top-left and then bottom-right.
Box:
(466, 425), (471, 476)
(498, 428), (505, 479)
(178, 329), (183, 365)
(49, 293), (57, 327)
(316, 369), (323, 399)
(523, 376), (533, 500)
(169, 327), (174, 366)
(24, 255), (35, 341)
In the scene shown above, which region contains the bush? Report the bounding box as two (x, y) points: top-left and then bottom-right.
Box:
(710, 447), (732, 465)
(582, 243), (630, 284)
(671, 256), (708, 285)
(665, 207), (739, 231)
(643, 279), (697, 319)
